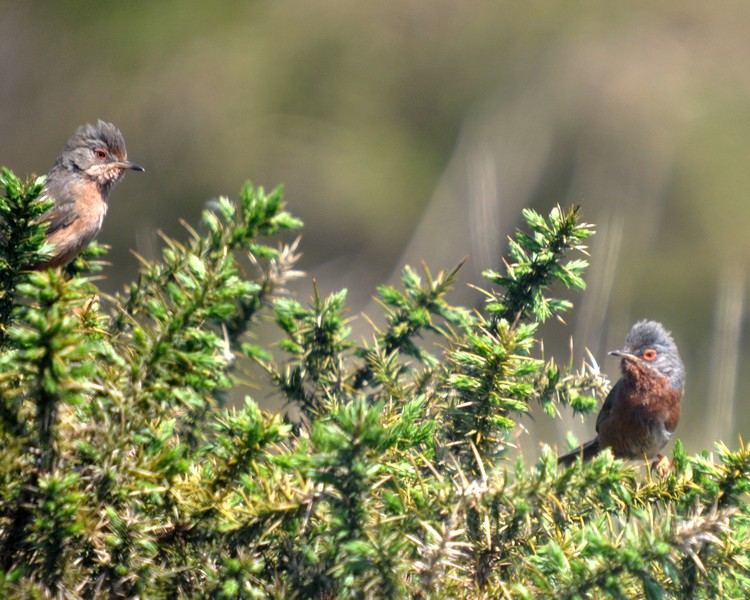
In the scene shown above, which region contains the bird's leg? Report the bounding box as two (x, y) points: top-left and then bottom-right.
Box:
(650, 453), (672, 477)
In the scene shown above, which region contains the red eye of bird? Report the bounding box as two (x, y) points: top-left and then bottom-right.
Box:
(643, 349), (657, 361)
(94, 148), (108, 160)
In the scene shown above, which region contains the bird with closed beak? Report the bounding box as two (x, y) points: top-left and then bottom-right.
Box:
(558, 320), (685, 466)
(31, 120), (144, 269)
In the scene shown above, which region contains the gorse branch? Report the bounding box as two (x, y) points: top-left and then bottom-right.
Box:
(483, 205), (592, 325)
(0, 169), (50, 343)
(352, 262), (472, 390)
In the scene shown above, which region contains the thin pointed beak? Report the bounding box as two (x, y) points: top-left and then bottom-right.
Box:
(113, 160), (145, 172)
(609, 350), (639, 362)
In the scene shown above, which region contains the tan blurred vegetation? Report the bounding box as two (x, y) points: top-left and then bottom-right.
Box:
(1, 1), (749, 456)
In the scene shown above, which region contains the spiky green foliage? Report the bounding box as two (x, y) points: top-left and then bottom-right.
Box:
(0, 172), (747, 599)
(483, 206), (591, 324)
(0, 168), (51, 343)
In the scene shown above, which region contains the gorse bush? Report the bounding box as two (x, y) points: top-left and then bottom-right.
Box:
(0, 167), (748, 598)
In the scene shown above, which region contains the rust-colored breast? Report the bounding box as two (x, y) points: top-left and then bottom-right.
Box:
(43, 180), (107, 268)
(597, 361), (683, 458)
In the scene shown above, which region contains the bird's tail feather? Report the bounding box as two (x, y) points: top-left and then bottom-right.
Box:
(557, 438), (601, 466)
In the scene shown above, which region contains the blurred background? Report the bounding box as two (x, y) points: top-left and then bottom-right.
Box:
(1, 1), (749, 457)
